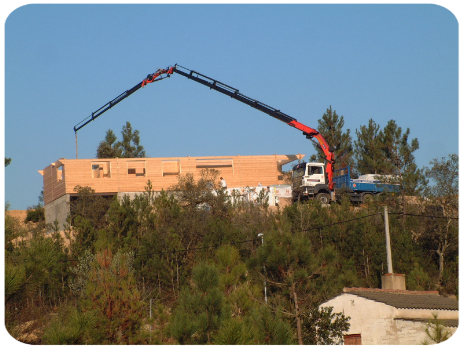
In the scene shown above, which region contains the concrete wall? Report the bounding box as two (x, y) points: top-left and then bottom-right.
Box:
(321, 294), (457, 345)
(44, 194), (70, 231)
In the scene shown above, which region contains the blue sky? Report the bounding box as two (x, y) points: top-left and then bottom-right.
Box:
(3, 2), (459, 210)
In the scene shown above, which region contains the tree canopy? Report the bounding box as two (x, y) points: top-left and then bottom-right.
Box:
(309, 106), (353, 171)
(96, 122), (145, 158)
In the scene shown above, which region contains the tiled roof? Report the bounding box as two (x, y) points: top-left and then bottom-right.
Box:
(342, 288), (458, 310)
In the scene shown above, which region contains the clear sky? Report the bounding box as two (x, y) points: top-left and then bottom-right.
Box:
(2, 2), (459, 210)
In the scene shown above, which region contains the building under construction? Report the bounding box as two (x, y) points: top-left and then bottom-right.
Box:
(39, 154), (303, 229)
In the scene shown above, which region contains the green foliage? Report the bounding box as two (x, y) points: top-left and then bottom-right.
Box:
(6, 147), (460, 344)
(5, 262), (26, 303)
(42, 306), (98, 344)
(354, 118), (427, 197)
(170, 263), (228, 344)
(96, 129), (122, 158)
(425, 153), (458, 200)
(422, 313), (453, 344)
(213, 317), (254, 344)
(0, 156), (11, 182)
(25, 205), (45, 223)
(354, 118), (383, 175)
(81, 249), (144, 344)
(249, 306), (295, 344)
(310, 106), (354, 170)
(69, 185), (114, 257)
(96, 122), (145, 158)
(417, 154), (459, 291)
(301, 306), (350, 344)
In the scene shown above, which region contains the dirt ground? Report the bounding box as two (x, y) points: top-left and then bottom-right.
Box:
(6, 210), (28, 224)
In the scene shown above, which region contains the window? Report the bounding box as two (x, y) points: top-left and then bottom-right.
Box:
(127, 161), (146, 177)
(56, 164), (64, 182)
(309, 166), (323, 175)
(292, 163), (306, 178)
(162, 160), (181, 176)
(196, 158), (234, 174)
(196, 158), (233, 169)
(91, 161), (111, 178)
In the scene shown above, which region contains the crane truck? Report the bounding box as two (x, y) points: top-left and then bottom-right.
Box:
(74, 64), (398, 204)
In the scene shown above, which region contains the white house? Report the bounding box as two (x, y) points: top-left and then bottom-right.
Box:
(320, 287), (458, 345)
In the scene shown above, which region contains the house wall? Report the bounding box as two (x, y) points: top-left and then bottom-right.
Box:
(40, 154), (303, 205)
(321, 294), (457, 345)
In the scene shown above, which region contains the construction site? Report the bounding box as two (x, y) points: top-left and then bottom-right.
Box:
(39, 154), (300, 229)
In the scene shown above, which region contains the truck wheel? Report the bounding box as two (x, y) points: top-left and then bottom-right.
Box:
(316, 193), (330, 204)
(362, 193), (374, 203)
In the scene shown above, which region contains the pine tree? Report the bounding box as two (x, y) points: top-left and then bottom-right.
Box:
(380, 120), (426, 196)
(310, 106), (353, 171)
(118, 122), (145, 158)
(96, 129), (122, 158)
(354, 119), (384, 174)
(421, 154), (458, 286)
(96, 122), (145, 158)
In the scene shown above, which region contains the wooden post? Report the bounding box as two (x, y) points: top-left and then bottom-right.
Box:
(75, 132), (79, 159)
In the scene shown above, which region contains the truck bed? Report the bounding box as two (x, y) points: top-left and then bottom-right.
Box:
(333, 166), (399, 193)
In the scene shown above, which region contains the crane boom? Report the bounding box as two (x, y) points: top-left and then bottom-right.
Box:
(73, 64), (335, 189)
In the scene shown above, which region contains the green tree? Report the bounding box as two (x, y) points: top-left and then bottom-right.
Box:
(422, 313), (453, 344)
(68, 185), (113, 258)
(25, 190), (45, 223)
(96, 129), (122, 158)
(420, 154), (458, 288)
(380, 120), (426, 195)
(301, 306), (350, 344)
(0, 156), (11, 181)
(354, 118), (384, 174)
(96, 122), (145, 158)
(81, 249), (144, 344)
(310, 106), (353, 170)
(42, 306), (98, 345)
(170, 263), (227, 344)
(118, 121), (145, 158)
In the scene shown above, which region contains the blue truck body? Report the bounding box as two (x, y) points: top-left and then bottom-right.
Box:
(333, 166), (399, 197)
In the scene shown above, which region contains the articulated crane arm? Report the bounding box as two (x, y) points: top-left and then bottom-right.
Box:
(73, 64), (335, 189)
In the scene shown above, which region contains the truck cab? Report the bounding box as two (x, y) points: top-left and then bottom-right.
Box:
(291, 162), (331, 202)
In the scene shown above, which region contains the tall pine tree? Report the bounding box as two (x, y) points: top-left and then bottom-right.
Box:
(309, 106), (353, 171)
(96, 122), (145, 159)
(354, 119), (384, 174)
(380, 120), (426, 196)
(96, 129), (122, 158)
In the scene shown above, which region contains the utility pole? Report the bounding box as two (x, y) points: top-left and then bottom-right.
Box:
(384, 205), (393, 274)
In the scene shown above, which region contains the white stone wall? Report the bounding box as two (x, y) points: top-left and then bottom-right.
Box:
(321, 294), (458, 345)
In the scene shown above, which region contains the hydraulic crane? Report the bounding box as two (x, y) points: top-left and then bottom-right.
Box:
(73, 64), (335, 190)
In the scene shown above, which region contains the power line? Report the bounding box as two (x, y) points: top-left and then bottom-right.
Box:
(389, 212), (458, 220)
(303, 212), (381, 232)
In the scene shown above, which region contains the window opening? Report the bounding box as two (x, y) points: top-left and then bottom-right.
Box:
(56, 164), (64, 182)
(91, 161), (111, 178)
(195, 158), (234, 174)
(162, 160), (181, 176)
(127, 161), (146, 177)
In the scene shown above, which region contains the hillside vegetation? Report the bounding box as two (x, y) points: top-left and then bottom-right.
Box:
(5, 161), (458, 344)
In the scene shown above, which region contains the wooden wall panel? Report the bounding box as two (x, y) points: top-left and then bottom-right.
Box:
(41, 154), (304, 204)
